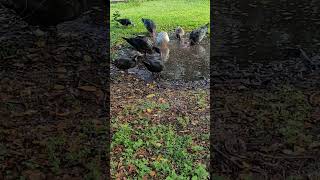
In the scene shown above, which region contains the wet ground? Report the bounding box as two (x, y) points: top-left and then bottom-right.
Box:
(111, 33), (210, 88)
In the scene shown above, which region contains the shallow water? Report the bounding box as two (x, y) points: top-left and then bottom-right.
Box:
(126, 36), (210, 81)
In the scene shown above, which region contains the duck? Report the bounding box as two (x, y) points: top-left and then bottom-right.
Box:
(160, 47), (170, 62)
(189, 23), (209, 45)
(122, 36), (160, 55)
(116, 18), (135, 26)
(142, 57), (164, 79)
(142, 18), (157, 40)
(156, 32), (170, 48)
(175, 26), (185, 41)
(114, 54), (141, 71)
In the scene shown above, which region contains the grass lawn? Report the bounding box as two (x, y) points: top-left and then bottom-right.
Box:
(110, 0), (210, 47)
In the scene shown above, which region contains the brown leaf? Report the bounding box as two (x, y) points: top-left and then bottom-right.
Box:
(57, 67), (67, 73)
(35, 40), (46, 47)
(78, 86), (97, 92)
(11, 110), (38, 117)
(53, 85), (65, 90)
(20, 88), (32, 96)
(23, 170), (45, 180)
(83, 55), (92, 62)
(282, 149), (294, 155)
(149, 171), (156, 177)
(158, 98), (166, 103)
(128, 164), (136, 174)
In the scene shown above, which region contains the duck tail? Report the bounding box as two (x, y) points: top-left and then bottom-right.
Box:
(122, 37), (129, 41)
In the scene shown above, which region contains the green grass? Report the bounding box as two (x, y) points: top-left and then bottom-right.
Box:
(110, 0), (210, 47)
(111, 119), (209, 179)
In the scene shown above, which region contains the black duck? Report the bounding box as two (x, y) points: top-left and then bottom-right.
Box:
(142, 18), (156, 39)
(189, 23), (209, 46)
(142, 59), (164, 73)
(116, 18), (134, 26)
(114, 55), (140, 71)
(123, 36), (160, 55)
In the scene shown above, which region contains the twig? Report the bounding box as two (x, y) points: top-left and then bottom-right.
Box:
(258, 152), (315, 159)
(299, 48), (314, 71)
(212, 145), (244, 169)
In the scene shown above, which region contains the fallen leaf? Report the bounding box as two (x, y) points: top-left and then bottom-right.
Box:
(282, 149), (294, 155)
(294, 146), (305, 154)
(83, 55), (92, 62)
(54, 85), (65, 90)
(150, 171), (156, 177)
(57, 67), (67, 73)
(128, 164), (136, 173)
(35, 40), (46, 47)
(309, 141), (320, 149)
(158, 98), (166, 103)
(11, 110), (38, 117)
(23, 170), (45, 180)
(146, 108), (152, 113)
(146, 94), (156, 98)
(191, 120), (198, 125)
(78, 86), (97, 92)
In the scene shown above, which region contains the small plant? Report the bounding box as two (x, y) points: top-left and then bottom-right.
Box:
(84, 158), (102, 180)
(111, 119), (209, 179)
(177, 116), (190, 128)
(46, 136), (65, 173)
(112, 10), (121, 21)
(195, 91), (208, 109)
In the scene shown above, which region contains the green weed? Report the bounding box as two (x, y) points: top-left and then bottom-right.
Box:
(111, 119), (209, 179)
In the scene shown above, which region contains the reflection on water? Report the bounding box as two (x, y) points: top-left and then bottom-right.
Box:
(126, 36), (209, 81)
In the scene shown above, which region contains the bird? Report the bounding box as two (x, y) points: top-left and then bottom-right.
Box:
(115, 18), (134, 26)
(142, 57), (164, 79)
(114, 55), (140, 71)
(122, 36), (160, 55)
(189, 23), (209, 45)
(156, 32), (170, 49)
(141, 18), (156, 40)
(160, 47), (170, 62)
(175, 26), (185, 41)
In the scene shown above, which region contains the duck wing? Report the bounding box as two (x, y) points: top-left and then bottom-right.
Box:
(114, 58), (137, 70)
(142, 60), (163, 72)
(142, 18), (156, 33)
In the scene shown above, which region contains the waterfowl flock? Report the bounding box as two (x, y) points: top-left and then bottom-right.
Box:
(113, 17), (209, 79)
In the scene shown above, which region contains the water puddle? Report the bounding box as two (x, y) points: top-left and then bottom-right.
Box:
(116, 35), (210, 82)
